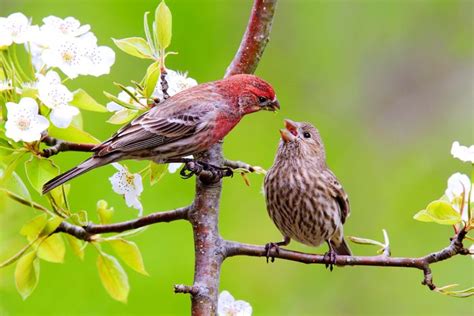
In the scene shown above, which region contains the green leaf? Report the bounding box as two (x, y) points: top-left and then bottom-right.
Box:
(112, 37), (154, 59)
(103, 91), (139, 110)
(143, 12), (156, 55)
(149, 162), (166, 186)
(0, 151), (27, 184)
(70, 89), (107, 112)
(143, 62), (160, 98)
(65, 234), (85, 261)
(15, 251), (39, 300)
(37, 234), (65, 263)
(97, 252), (129, 303)
(20, 214), (48, 241)
(107, 109), (139, 125)
(70, 210), (89, 226)
(25, 156), (59, 194)
(155, 1), (172, 50)
(97, 200), (114, 224)
(0, 236), (41, 269)
(414, 200), (462, 225)
(108, 239), (148, 275)
(48, 124), (100, 144)
(1, 189), (55, 216)
(348, 236), (385, 248)
(5, 171), (30, 200)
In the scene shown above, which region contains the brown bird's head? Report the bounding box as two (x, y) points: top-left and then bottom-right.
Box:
(219, 74), (280, 115)
(277, 119), (326, 162)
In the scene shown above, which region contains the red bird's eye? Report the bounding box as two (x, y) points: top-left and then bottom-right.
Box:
(258, 96), (267, 103)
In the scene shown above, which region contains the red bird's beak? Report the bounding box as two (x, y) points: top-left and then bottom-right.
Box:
(264, 98), (280, 112)
(280, 119), (298, 142)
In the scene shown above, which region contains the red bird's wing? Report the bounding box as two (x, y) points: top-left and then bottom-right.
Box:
(94, 88), (221, 157)
(324, 170), (350, 224)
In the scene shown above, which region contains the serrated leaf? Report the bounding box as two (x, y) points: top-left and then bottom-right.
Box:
(143, 62), (160, 98)
(70, 89), (107, 112)
(155, 1), (172, 50)
(414, 200), (462, 225)
(108, 239), (148, 276)
(20, 214), (48, 241)
(37, 234), (65, 263)
(48, 124), (100, 144)
(15, 251), (39, 300)
(97, 252), (129, 303)
(65, 234), (85, 260)
(149, 162), (166, 186)
(112, 37), (154, 59)
(25, 157), (59, 194)
(107, 109), (139, 125)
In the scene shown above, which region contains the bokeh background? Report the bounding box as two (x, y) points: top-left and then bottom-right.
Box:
(1, 0), (473, 315)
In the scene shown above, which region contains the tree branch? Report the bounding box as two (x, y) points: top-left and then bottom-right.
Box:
(41, 135), (96, 158)
(224, 229), (470, 290)
(55, 206), (190, 241)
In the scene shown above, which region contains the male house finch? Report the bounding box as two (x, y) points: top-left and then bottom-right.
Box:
(43, 74), (279, 194)
(264, 119), (351, 268)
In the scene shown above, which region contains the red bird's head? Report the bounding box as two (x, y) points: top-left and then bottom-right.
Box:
(219, 74), (280, 115)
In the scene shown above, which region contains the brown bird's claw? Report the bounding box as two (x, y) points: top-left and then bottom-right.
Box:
(264, 242), (281, 263)
(323, 249), (337, 271)
(180, 161), (233, 183)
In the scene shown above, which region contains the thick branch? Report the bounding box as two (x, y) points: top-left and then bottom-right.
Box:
(224, 229), (469, 290)
(225, 0), (277, 77)
(41, 135), (96, 157)
(55, 206), (190, 241)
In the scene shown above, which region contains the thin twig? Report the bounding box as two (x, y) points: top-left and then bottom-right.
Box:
(223, 229), (469, 291)
(41, 135), (96, 158)
(55, 206), (191, 241)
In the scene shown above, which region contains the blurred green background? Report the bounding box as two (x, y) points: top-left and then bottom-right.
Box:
(1, 0), (473, 315)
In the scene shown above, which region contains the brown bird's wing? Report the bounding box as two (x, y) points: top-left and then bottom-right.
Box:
(323, 169), (350, 224)
(95, 86), (220, 157)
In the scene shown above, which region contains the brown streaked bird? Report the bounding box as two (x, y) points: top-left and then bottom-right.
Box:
(264, 119), (352, 268)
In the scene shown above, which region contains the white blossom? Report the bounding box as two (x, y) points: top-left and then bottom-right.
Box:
(445, 173), (473, 222)
(451, 141), (474, 164)
(5, 97), (49, 142)
(168, 155), (193, 174)
(40, 16), (90, 38)
(0, 12), (37, 47)
(37, 70), (79, 128)
(153, 69), (197, 102)
(82, 43), (115, 77)
(218, 291), (252, 316)
(109, 163), (143, 215)
(41, 36), (91, 78)
(106, 86), (146, 112)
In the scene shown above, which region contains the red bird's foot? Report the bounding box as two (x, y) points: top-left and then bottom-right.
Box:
(180, 161), (233, 183)
(323, 248), (337, 271)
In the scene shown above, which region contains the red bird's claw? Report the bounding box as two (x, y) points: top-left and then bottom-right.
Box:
(264, 242), (280, 263)
(323, 250), (337, 271)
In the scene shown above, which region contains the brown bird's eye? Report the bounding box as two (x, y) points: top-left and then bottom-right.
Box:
(303, 132), (311, 138)
(258, 96), (267, 103)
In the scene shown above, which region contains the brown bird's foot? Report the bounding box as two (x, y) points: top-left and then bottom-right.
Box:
(180, 161), (233, 182)
(264, 236), (291, 263)
(324, 243), (337, 271)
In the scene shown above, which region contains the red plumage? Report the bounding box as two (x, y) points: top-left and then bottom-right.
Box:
(43, 74), (279, 194)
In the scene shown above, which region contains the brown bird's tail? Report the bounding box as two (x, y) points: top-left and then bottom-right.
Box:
(330, 237), (352, 256)
(42, 157), (110, 195)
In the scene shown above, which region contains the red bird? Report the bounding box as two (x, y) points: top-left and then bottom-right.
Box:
(43, 74), (279, 194)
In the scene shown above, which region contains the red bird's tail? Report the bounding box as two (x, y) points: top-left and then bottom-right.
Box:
(42, 157), (110, 194)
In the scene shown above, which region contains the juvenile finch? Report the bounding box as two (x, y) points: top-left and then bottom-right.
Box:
(43, 74), (279, 194)
(264, 119), (351, 268)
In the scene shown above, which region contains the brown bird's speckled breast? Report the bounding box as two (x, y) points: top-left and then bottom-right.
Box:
(264, 158), (344, 247)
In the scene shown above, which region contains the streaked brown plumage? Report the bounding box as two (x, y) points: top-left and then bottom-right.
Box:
(264, 119), (352, 264)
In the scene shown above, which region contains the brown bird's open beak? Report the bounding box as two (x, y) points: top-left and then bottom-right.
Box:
(264, 98), (280, 112)
(280, 119), (298, 142)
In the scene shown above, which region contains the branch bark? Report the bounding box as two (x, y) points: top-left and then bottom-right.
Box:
(224, 229), (470, 290)
(41, 135), (96, 157)
(55, 206), (190, 241)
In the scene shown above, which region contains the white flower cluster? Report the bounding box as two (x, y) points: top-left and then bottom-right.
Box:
(5, 98), (49, 142)
(0, 12), (115, 79)
(451, 141), (474, 164)
(218, 290), (252, 316)
(109, 163), (144, 215)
